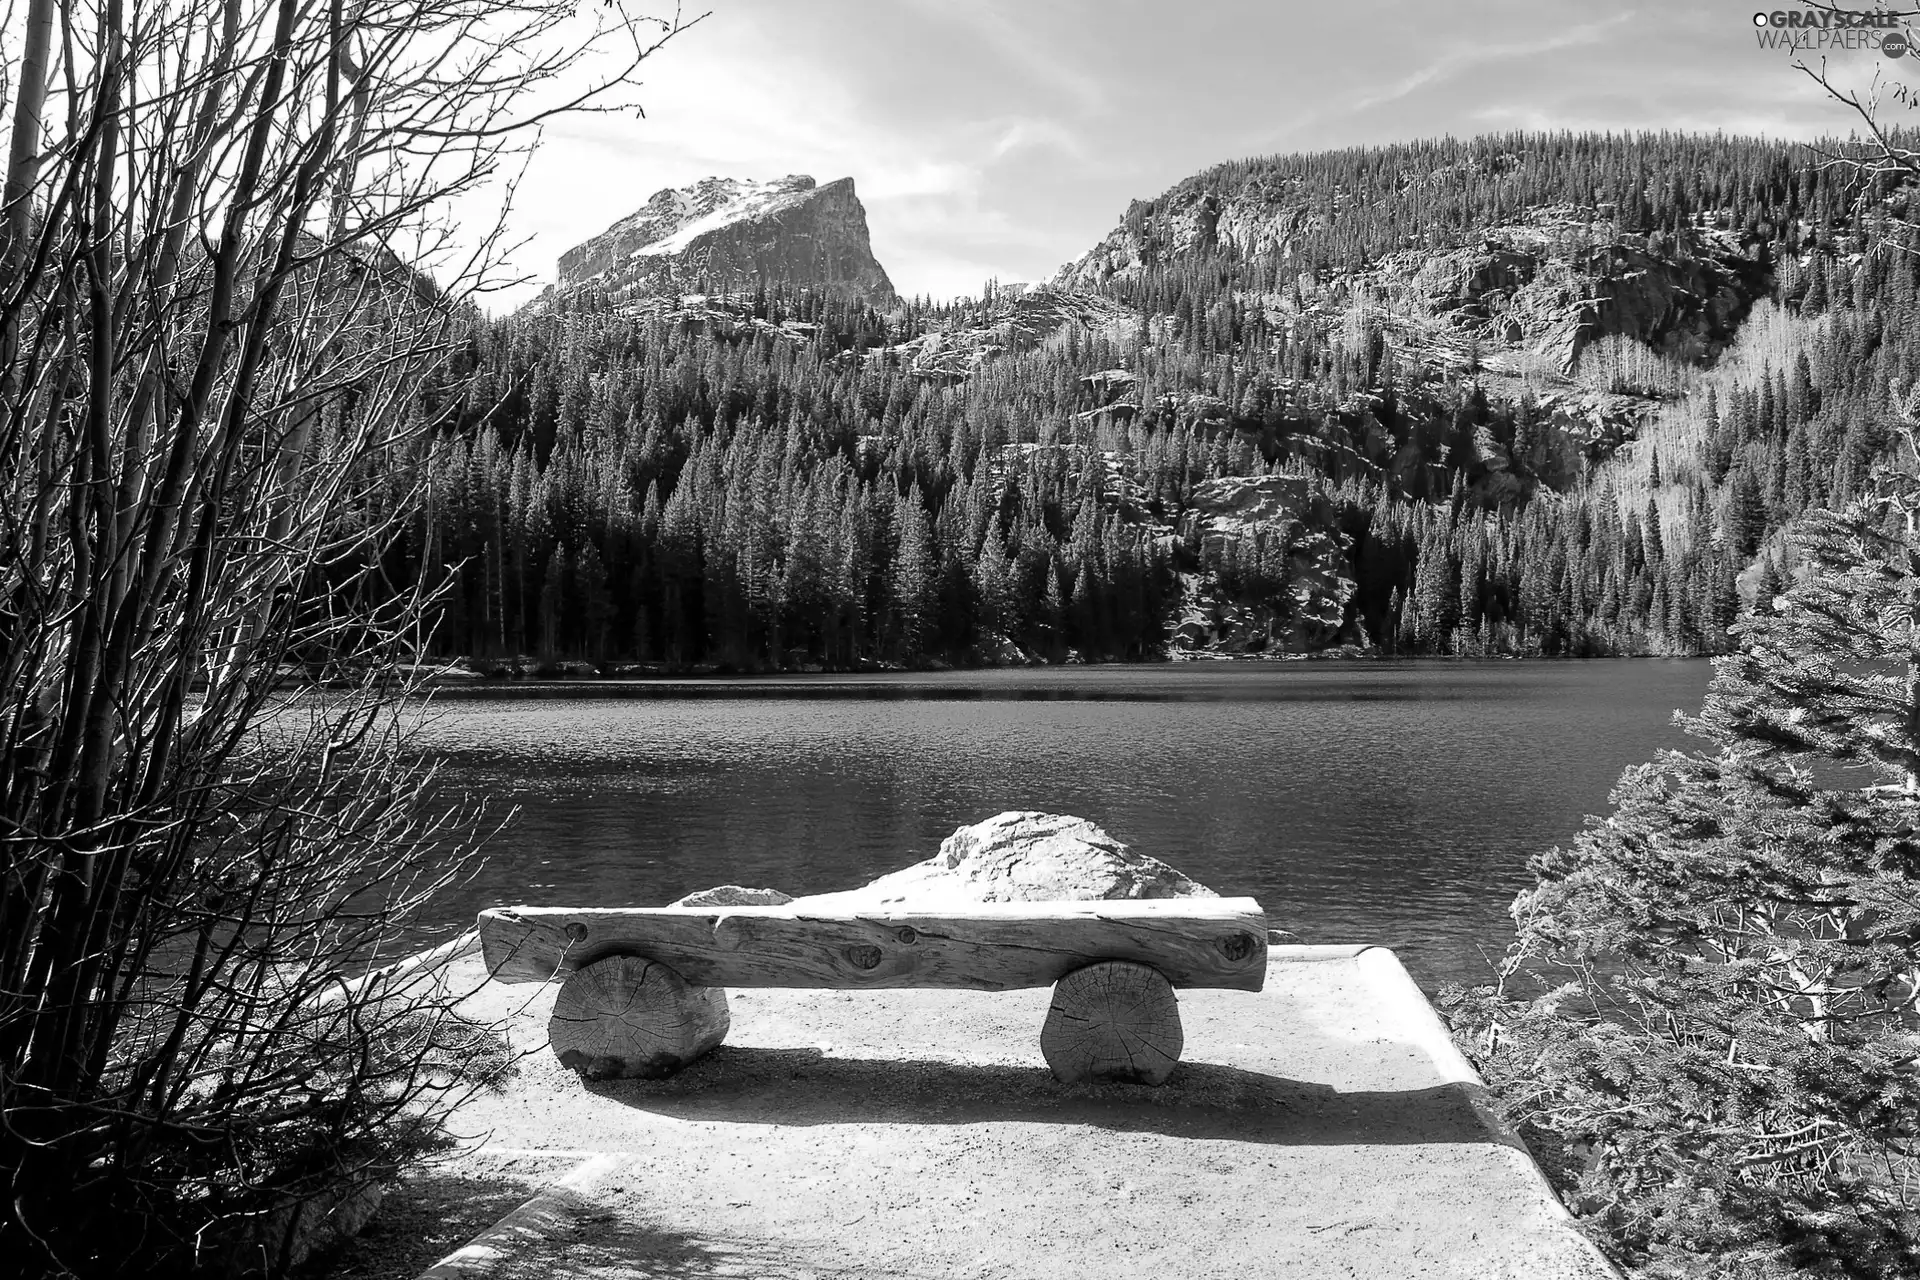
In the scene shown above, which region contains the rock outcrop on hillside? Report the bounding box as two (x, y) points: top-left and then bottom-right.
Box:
(1172, 475), (1360, 656)
(870, 286), (1138, 383)
(1372, 213), (1768, 374)
(550, 174), (895, 307)
(1055, 196), (1768, 435)
(1056, 194), (1763, 367)
(675, 812), (1216, 909)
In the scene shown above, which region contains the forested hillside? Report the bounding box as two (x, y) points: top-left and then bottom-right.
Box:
(392, 131), (1920, 671)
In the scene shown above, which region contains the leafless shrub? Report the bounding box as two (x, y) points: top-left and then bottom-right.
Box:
(0, 0), (694, 1274)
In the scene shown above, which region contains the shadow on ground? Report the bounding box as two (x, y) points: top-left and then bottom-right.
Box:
(298, 1167), (541, 1280)
(477, 1217), (814, 1280)
(447, 1177), (785, 1280)
(301, 1155), (799, 1280)
(583, 1047), (1490, 1146)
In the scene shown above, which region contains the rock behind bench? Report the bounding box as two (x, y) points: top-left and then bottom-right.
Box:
(672, 811), (1215, 909)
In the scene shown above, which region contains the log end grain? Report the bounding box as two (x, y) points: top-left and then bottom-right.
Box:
(548, 955), (729, 1080)
(1040, 960), (1183, 1086)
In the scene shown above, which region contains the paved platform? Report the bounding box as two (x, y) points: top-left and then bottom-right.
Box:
(418, 944), (1617, 1279)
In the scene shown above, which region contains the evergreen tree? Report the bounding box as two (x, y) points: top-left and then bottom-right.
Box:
(890, 485), (937, 659)
(1727, 464), (1769, 559)
(1447, 464), (1920, 1276)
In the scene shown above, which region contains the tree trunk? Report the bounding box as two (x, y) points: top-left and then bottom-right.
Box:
(0, 0), (54, 278)
(1906, 502), (1919, 797)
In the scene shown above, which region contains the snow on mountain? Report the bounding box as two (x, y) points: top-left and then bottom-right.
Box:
(547, 174), (896, 307)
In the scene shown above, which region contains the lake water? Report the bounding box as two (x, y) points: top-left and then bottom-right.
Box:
(411, 660), (1714, 989)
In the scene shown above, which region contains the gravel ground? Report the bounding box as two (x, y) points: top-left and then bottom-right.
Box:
(335, 946), (1617, 1280)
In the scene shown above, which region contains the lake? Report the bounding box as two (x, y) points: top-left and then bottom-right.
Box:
(410, 660), (1714, 989)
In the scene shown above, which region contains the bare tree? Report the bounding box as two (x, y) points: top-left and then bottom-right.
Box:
(0, 1), (694, 1274)
(1788, 7), (1920, 232)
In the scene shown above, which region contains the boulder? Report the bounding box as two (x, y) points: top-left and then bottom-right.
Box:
(666, 812), (1292, 943)
(973, 629), (1033, 668)
(671, 885), (795, 908)
(667, 812), (1216, 911)
(791, 811), (1216, 908)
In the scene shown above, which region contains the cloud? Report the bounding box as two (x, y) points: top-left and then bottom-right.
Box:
(988, 117), (1093, 164)
(901, 0), (1111, 118)
(1351, 12), (1640, 114)
(464, 0), (1880, 315)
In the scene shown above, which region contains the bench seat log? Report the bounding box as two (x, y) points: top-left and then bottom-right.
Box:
(477, 899), (1268, 993)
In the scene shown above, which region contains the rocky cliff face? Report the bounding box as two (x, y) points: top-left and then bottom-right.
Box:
(552, 174), (895, 306)
(876, 286), (1138, 383)
(1057, 196), (1767, 389)
(1171, 475), (1360, 656)
(1372, 212), (1768, 375)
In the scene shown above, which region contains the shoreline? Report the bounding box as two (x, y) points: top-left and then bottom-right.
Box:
(408, 649), (1714, 691)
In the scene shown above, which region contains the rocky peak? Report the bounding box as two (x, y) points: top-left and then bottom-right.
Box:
(550, 173), (895, 307)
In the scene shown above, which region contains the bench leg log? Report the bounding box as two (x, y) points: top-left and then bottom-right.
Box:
(548, 955), (729, 1080)
(1039, 960), (1183, 1085)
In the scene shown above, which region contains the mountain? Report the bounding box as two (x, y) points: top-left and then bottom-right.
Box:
(403, 131), (1918, 671)
(1059, 194), (1766, 376)
(1047, 156), (1778, 466)
(548, 174), (895, 307)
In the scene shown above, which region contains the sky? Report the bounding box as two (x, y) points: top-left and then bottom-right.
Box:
(475, 0), (1917, 311)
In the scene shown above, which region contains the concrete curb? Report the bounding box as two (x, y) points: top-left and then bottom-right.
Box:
(1266, 941), (1371, 961)
(414, 1153), (624, 1280)
(1353, 946), (1625, 1278)
(313, 929), (482, 1012)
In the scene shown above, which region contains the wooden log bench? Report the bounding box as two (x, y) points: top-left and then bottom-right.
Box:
(476, 899), (1267, 1086)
